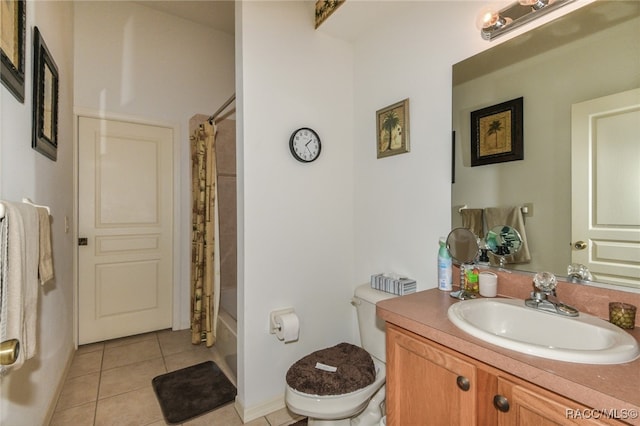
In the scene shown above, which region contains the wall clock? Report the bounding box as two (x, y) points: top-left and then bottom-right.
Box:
(289, 127), (321, 163)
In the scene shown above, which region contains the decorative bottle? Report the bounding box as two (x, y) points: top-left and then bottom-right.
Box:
(438, 237), (453, 291)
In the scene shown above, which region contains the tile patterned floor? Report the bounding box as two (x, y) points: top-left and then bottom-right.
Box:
(49, 329), (304, 426)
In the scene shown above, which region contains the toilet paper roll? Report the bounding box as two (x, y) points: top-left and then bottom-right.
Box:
(275, 313), (300, 343)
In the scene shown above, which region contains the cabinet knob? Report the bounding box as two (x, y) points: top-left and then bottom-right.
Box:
(456, 375), (470, 391)
(493, 395), (510, 412)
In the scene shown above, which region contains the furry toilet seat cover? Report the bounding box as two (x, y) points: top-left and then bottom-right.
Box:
(286, 342), (376, 396)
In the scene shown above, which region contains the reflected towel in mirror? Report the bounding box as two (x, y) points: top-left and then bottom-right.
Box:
(484, 206), (531, 264)
(460, 208), (484, 238)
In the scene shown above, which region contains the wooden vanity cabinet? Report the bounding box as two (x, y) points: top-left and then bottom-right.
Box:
(385, 323), (495, 425)
(496, 377), (624, 426)
(386, 324), (625, 426)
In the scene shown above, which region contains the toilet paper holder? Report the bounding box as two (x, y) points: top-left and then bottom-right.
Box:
(269, 308), (295, 334)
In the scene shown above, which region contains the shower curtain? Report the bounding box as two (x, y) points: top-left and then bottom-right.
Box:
(191, 121), (220, 347)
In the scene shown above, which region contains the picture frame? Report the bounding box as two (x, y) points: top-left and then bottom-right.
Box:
(315, 0), (345, 29)
(451, 131), (456, 184)
(1, 0), (26, 102)
(470, 97), (523, 167)
(32, 27), (59, 161)
(376, 98), (410, 159)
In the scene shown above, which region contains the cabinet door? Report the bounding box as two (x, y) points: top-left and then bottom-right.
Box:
(386, 324), (477, 425)
(496, 377), (624, 426)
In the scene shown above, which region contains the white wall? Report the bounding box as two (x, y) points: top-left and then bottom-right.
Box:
(352, 2), (480, 291)
(236, 1), (357, 418)
(350, 0), (594, 291)
(0, 2), (75, 425)
(73, 1), (235, 330)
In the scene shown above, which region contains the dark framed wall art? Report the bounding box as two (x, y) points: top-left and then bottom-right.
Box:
(315, 0), (345, 28)
(376, 98), (410, 159)
(470, 97), (523, 167)
(32, 27), (59, 161)
(1, 0), (26, 102)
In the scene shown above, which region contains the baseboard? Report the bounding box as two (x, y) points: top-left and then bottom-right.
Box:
(43, 344), (75, 424)
(234, 394), (286, 423)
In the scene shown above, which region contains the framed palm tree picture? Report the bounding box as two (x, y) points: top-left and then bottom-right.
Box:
(470, 97), (523, 166)
(376, 98), (410, 159)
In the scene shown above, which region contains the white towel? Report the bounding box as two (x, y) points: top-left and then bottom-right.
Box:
(0, 206), (9, 360)
(0, 201), (40, 375)
(37, 207), (54, 285)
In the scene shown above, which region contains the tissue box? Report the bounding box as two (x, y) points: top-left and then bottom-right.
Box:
(371, 273), (416, 296)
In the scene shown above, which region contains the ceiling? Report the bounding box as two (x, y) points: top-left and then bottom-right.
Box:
(135, 0), (235, 35)
(134, 1), (402, 42)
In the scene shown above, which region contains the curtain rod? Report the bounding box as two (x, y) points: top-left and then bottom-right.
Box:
(208, 93), (236, 123)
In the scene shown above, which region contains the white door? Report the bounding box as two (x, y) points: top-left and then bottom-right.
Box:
(571, 88), (640, 288)
(78, 117), (174, 344)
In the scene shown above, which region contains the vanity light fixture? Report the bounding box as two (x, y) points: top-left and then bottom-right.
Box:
(476, 6), (509, 35)
(518, 0), (550, 10)
(478, 0), (575, 40)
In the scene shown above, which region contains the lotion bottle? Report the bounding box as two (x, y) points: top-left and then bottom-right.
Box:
(438, 237), (453, 291)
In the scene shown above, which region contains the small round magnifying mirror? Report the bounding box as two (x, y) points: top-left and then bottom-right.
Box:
(446, 228), (480, 300)
(485, 225), (523, 269)
(446, 228), (480, 264)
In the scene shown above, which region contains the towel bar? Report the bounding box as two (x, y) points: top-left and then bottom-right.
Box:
(22, 197), (50, 214)
(459, 204), (531, 215)
(0, 339), (20, 366)
(0, 199), (51, 220)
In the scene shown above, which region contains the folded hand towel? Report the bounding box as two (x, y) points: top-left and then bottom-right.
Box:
(460, 208), (484, 238)
(484, 206), (531, 264)
(37, 207), (54, 285)
(0, 204), (9, 358)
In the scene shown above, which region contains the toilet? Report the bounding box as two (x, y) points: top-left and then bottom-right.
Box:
(285, 284), (398, 426)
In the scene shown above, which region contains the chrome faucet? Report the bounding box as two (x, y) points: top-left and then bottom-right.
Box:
(567, 263), (593, 282)
(525, 272), (579, 317)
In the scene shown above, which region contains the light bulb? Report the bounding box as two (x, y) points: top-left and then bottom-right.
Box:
(476, 6), (506, 30)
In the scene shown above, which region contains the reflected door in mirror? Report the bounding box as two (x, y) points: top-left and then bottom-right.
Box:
(571, 88), (640, 287)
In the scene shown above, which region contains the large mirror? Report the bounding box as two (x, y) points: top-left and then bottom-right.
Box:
(451, 1), (640, 289)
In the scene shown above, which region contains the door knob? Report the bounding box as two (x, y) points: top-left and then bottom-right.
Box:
(573, 241), (587, 250)
(78, 238), (88, 246)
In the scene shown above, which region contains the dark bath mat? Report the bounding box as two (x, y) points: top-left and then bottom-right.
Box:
(152, 360), (236, 424)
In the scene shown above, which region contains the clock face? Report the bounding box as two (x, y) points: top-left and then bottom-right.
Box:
(289, 128), (321, 163)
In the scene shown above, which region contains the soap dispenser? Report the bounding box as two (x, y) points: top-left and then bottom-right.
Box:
(478, 248), (490, 267)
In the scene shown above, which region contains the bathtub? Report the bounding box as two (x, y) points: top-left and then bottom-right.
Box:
(215, 289), (237, 382)
(220, 287), (237, 320)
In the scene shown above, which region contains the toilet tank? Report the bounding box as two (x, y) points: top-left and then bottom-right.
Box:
(353, 283), (398, 363)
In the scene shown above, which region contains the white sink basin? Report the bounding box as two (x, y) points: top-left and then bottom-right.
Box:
(447, 298), (639, 364)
